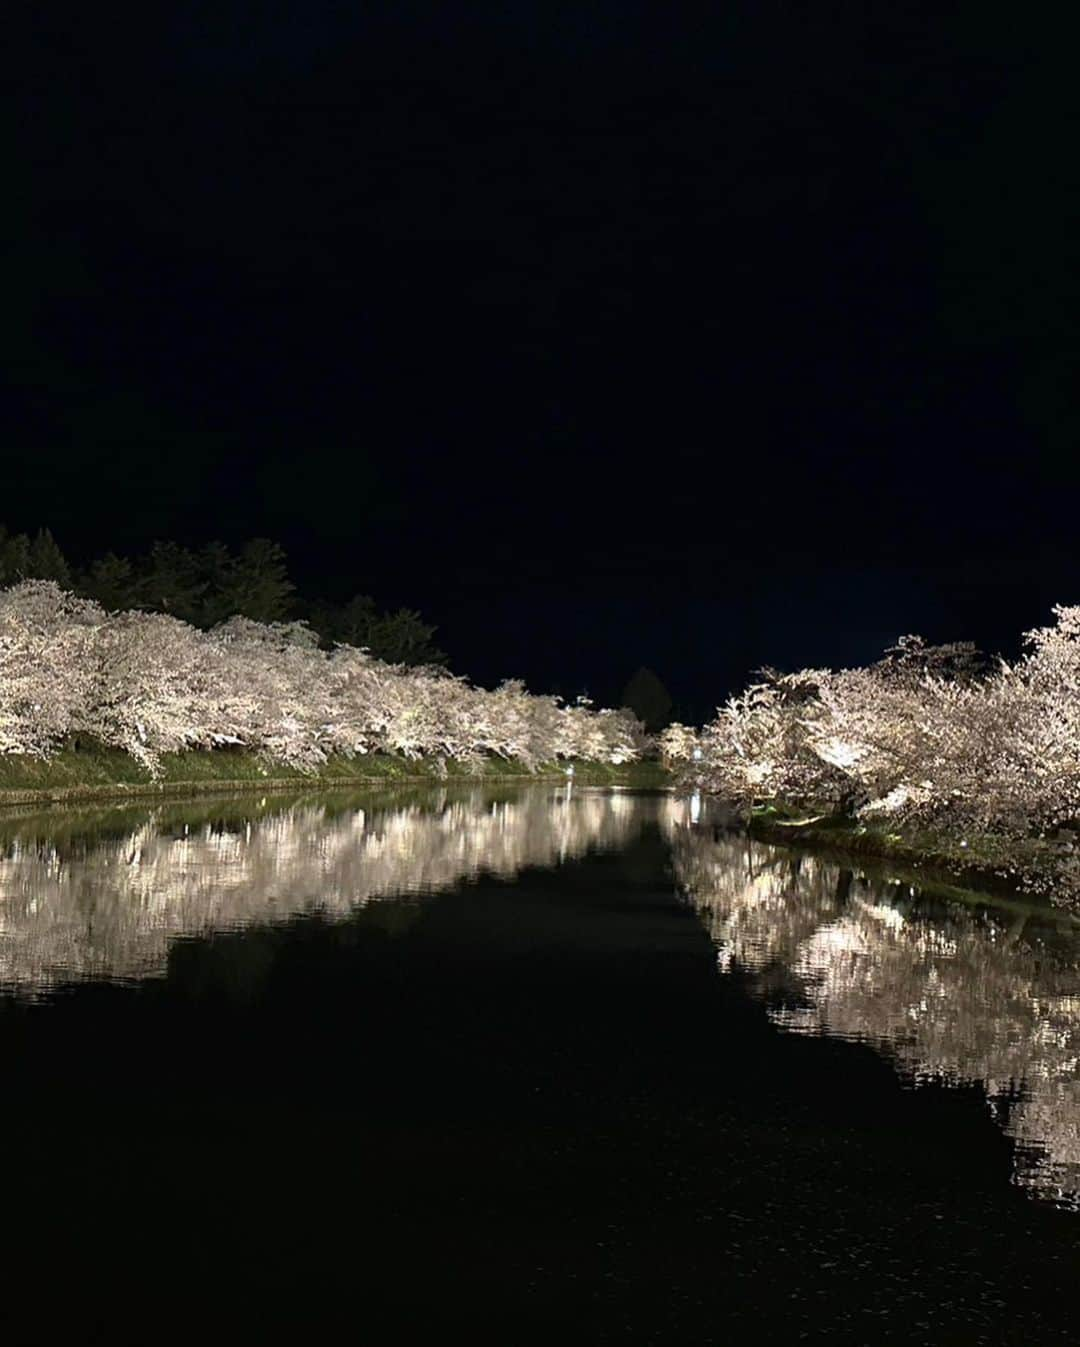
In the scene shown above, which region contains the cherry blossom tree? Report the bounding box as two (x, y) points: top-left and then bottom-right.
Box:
(657, 722), (700, 767)
(0, 581), (647, 776)
(0, 582), (101, 756)
(682, 606), (1080, 837)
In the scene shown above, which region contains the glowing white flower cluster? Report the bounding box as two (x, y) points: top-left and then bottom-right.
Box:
(656, 721), (700, 765)
(0, 582), (648, 774)
(678, 607), (1080, 838)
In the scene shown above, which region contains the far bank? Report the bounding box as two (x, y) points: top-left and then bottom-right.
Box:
(0, 746), (671, 808)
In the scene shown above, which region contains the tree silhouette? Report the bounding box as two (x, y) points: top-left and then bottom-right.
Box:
(212, 538), (295, 624)
(0, 528), (31, 585)
(78, 552), (136, 611)
(307, 593), (446, 667)
(620, 666), (673, 733)
(3, 524), (447, 667)
(27, 528), (71, 585)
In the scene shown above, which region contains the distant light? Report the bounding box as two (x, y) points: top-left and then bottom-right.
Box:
(566, 765), (574, 776)
(692, 747), (703, 761)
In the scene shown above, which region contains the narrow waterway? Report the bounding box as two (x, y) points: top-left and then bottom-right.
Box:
(0, 785), (1077, 1343)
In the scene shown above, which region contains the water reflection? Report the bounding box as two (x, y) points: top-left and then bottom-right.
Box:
(12, 783), (1080, 1213)
(663, 795), (1080, 1210)
(0, 786), (640, 999)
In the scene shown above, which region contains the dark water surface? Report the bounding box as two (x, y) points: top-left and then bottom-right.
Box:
(1, 785), (1079, 1343)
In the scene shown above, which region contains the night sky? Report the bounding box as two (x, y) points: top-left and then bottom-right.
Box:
(8, 4), (1079, 718)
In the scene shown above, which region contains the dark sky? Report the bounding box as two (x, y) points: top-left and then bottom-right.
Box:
(7, 3), (1079, 716)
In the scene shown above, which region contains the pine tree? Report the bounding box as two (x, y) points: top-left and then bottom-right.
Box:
(0, 528), (31, 585)
(78, 552), (136, 611)
(620, 666), (673, 733)
(214, 538), (295, 623)
(136, 541), (206, 621)
(27, 528), (71, 586)
(192, 541), (235, 625)
(335, 594), (377, 645)
(365, 608), (446, 666)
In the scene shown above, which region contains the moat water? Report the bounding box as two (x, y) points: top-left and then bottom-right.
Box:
(1, 784), (1078, 1343)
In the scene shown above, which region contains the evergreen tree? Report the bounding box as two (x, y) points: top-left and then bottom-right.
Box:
(332, 594), (378, 646)
(620, 666), (673, 733)
(0, 526), (446, 665)
(0, 528), (31, 585)
(78, 552), (136, 611)
(308, 593), (445, 666)
(136, 541), (206, 622)
(27, 528), (70, 586)
(365, 607), (446, 666)
(214, 538), (295, 623)
(191, 541), (234, 625)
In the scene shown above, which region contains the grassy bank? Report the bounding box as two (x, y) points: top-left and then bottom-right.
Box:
(747, 804), (1079, 905)
(0, 746), (671, 806)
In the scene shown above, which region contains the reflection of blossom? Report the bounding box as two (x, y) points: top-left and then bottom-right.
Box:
(669, 818), (1080, 1210)
(0, 788), (641, 999)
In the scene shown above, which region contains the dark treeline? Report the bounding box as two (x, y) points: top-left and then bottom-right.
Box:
(0, 526), (446, 668)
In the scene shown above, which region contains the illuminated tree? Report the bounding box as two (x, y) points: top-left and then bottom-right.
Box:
(681, 605), (1080, 842)
(0, 580), (646, 776)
